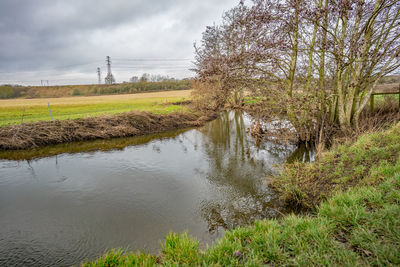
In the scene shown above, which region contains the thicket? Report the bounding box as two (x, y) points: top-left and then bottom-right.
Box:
(193, 0), (400, 143)
(0, 85), (30, 99)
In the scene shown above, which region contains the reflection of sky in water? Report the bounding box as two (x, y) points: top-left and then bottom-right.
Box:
(0, 111), (301, 267)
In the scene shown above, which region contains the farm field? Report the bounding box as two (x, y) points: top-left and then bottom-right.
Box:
(0, 90), (191, 127)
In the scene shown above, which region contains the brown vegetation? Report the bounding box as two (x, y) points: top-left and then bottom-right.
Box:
(0, 111), (216, 150)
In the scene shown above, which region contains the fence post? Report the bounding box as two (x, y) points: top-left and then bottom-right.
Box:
(48, 102), (53, 121)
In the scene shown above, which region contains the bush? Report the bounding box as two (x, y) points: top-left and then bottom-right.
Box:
(72, 89), (81, 96)
(191, 78), (227, 111)
(0, 85), (15, 99)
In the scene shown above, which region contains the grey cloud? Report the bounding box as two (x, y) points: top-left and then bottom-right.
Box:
(0, 0), (238, 85)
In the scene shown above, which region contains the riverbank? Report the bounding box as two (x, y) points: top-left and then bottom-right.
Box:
(0, 111), (216, 150)
(82, 123), (400, 266)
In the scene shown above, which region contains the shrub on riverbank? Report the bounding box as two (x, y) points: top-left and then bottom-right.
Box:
(81, 123), (400, 266)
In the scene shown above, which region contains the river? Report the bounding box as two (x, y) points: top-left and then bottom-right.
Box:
(0, 111), (308, 266)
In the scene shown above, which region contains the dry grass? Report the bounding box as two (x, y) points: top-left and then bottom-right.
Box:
(330, 96), (400, 145)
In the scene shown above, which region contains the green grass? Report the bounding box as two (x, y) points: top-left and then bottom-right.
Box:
(0, 95), (189, 127)
(81, 123), (400, 266)
(373, 94), (399, 104)
(272, 122), (400, 208)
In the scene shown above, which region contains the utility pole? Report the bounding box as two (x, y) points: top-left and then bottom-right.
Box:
(105, 56), (115, 84)
(41, 80), (49, 86)
(97, 67), (101, 84)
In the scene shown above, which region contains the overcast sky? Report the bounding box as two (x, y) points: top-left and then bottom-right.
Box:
(0, 0), (238, 85)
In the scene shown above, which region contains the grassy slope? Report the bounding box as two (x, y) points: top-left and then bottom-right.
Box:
(0, 90), (191, 126)
(82, 123), (400, 266)
(272, 122), (400, 209)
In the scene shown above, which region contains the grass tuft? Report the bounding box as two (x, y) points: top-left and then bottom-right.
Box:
(161, 232), (200, 266)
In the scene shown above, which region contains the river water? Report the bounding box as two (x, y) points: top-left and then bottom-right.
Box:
(0, 111), (306, 266)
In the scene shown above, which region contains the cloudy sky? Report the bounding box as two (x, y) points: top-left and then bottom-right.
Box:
(0, 0), (238, 85)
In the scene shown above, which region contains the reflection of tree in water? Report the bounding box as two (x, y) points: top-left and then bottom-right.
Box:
(286, 144), (315, 163)
(199, 111), (262, 192)
(198, 111), (289, 233)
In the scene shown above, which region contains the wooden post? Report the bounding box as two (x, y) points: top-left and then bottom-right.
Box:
(370, 94), (375, 113)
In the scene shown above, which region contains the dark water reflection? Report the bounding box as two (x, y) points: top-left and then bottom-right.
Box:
(0, 111), (301, 266)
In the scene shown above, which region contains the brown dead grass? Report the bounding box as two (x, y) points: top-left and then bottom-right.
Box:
(332, 96), (400, 144)
(0, 110), (216, 150)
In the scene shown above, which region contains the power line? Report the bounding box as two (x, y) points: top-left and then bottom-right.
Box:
(113, 58), (192, 61)
(0, 57), (195, 86)
(113, 67), (192, 69)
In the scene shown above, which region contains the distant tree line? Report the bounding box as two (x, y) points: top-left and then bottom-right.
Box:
(0, 80), (191, 99)
(91, 80), (190, 95)
(130, 73), (180, 83)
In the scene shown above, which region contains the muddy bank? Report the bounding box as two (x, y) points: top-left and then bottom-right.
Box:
(0, 111), (217, 150)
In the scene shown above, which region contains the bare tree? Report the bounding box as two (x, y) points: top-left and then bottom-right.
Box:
(193, 0), (400, 141)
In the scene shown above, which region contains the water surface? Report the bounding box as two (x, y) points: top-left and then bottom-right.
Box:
(0, 111), (299, 266)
